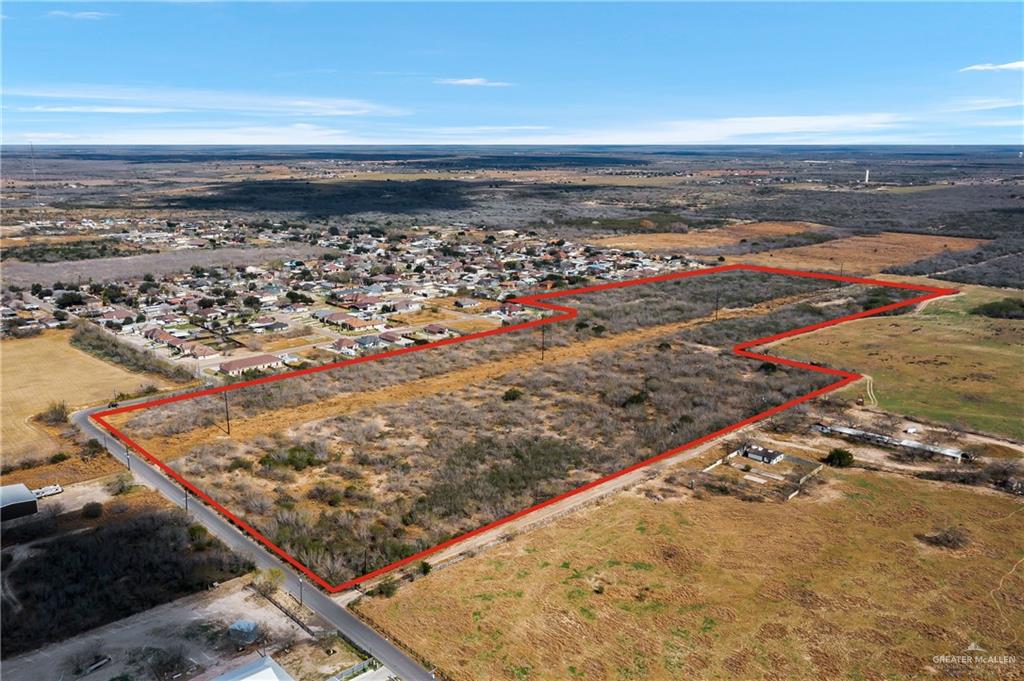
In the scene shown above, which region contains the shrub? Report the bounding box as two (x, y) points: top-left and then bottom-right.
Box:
(621, 390), (649, 408)
(49, 452), (70, 464)
(39, 401), (69, 425)
(82, 439), (105, 457)
(418, 560), (432, 576)
(227, 457), (252, 472)
(917, 526), (970, 549)
(188, 524), (209, 543)
(971, 297), (1024, 320)
(308, 483), (344, 507)
(260, 444), (321, 471)
(369, 577), (397, 598)
(824, 448), (854, 467)
(106, 473), (135, 496)
(252, 567), (284, 596)
(502, 388), (523, 402)
(82, 502), (103, 519)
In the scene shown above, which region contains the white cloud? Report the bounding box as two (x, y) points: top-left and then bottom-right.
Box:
(10, 105), (183, 114)
(434, 78), (513, 88)
(6, 113), (916, 145)
(485, 113), (909, 145)
(3, 84), (407, 117)
(411, 125), (549, 135)
(47, 10), (113, 20)
(8, 123), (360, 145)
(959, 60), (1024, 72)
(944, 97), (1023, 112)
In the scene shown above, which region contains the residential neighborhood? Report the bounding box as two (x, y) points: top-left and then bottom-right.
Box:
(2, 225), (685, 380)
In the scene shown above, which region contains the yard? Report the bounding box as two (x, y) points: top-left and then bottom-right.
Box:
(354, 468), (1024, 680)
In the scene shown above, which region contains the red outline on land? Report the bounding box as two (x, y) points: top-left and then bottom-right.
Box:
(91, 264), (957, 593)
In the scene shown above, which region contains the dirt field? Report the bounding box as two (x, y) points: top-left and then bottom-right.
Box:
(355, 469), (1024, 680)
(773, 282), (1024, 440)
(727, 232), (987, 274)
(591, 221), (823, 252)
(0, 330), (170, 463)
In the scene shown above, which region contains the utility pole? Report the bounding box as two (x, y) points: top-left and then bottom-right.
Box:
(714, 291), (721, 320)
(223, 393), (231, 435)
(540, 326), (546, 361)
(125, 443), (131, 470)
(298, 576), (304, 607)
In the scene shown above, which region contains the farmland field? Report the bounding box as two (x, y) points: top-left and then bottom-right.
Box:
(355, 468), (1024, 681)
(0, 330), (170, 463)
(727, 232), (987, 274)
(774, 281), (1024, 439)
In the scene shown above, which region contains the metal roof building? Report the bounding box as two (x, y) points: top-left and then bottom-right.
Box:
(0, 484), (38, 522)
(210, 656), (294, 681)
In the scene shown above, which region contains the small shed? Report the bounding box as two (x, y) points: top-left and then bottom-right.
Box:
(1, 484), (39, 522)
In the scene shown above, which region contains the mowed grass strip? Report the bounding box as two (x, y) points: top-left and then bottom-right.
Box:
(354, 470), (1024, 681)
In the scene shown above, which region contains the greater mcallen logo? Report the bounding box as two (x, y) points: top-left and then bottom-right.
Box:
(933, 642), (1018, 668)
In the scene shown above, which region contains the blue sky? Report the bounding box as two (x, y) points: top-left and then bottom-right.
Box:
(2, 2), (1022, 144)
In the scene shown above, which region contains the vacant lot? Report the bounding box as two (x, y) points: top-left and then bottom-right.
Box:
(0, 330), (169, 463)
(355, 469), (1024, 680)
(774, 282), (1024, 439)
(728, 232), (987, 274)
(112, 275), (919, 586)
(591, 221), (823, 252)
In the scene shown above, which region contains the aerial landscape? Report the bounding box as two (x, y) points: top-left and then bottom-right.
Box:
(1, 2), (1022, 681)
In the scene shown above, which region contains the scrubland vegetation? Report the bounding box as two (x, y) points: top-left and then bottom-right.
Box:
(110, 278), (931, 584)
(887, 236), (1023, 289)
(0, 508), (250, 657)
(123, 270), (841, 437)
(71, 321), (193, 382)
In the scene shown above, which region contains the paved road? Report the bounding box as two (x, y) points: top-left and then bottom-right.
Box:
(72, 405), (433, 681)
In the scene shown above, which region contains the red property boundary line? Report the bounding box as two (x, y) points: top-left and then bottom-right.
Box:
(91, 264), (957, 593)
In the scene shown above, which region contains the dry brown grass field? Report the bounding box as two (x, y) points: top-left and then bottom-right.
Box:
(0, 330), (169, 463)
(591, 221), (822, 252)
(727, 232), (987, 274)
(355, 469), (1024, 681)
